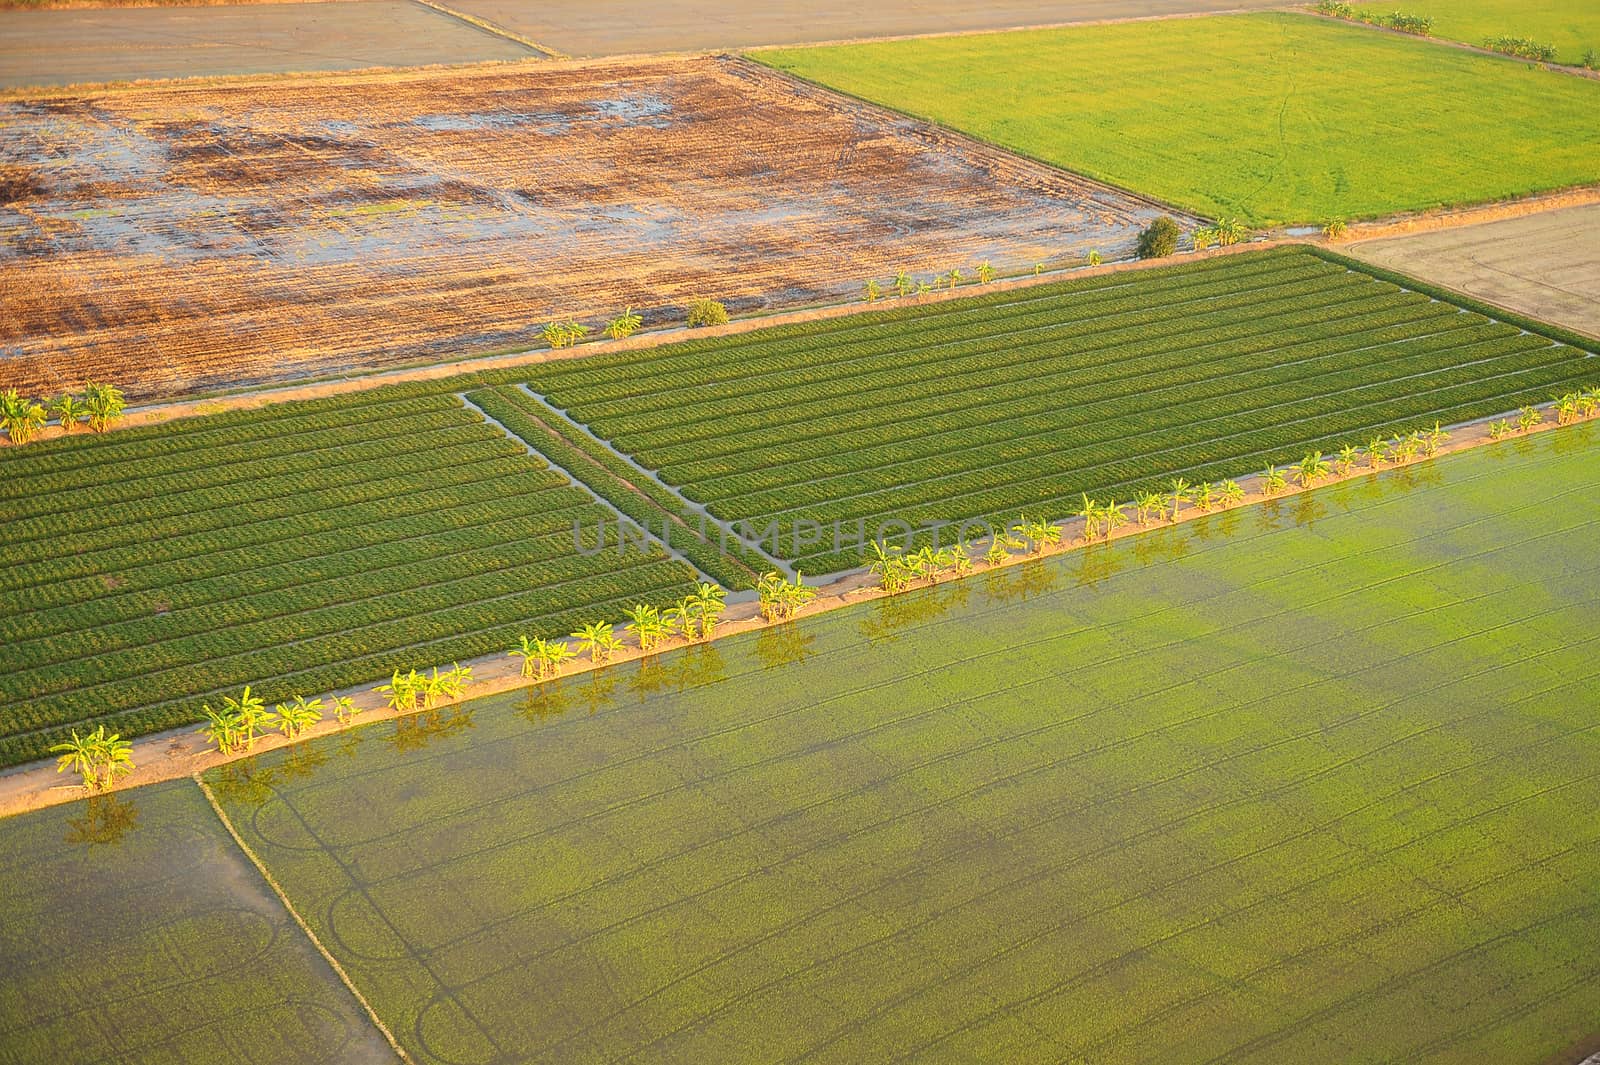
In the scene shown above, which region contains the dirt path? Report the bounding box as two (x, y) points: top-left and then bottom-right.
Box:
(4, 399), (1589, 821)
(0, 0), (539, 89)
(1344, 201), (1600, 342)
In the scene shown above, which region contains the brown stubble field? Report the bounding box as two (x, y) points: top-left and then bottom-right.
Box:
(0, 55), (1180, 400)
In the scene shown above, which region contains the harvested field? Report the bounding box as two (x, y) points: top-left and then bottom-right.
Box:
(0, 1), (539, 91)
(447, 0), (1283, 58)
(517, 247), (1600, 572)
(200, 424), (1600, 1064)
(0, 388), (701, 767)
(0, 55), (1176, 401)
(0, 778), (395, 1065)
(1347, 203), (1600, 342)
(760, 12), (1600, 225)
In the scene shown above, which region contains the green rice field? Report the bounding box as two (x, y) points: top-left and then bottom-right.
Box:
(756, 12), (1600, 224)
(1366, 0), (1599, 66)
(522, 247), (1600, 572)
(0, 390), (699, 768)
(0, 779), (393, 1065)
(3, 422), (1577, 1063)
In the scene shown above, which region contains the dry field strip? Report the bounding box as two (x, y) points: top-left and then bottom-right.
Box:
(0, 55), (1177, 400)
(1348, 203), (1600, 342)
(447, 0), (1284, 57)
(0, 0), (540, 90)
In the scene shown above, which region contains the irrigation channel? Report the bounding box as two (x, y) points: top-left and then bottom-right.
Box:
(3, 425), (1597, 1065)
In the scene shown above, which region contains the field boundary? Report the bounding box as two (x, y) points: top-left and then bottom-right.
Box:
(1298, 9), (1600, 82)
(194, 773), (416, 1065)
(4, 404), (1593, 820)
(406, 0), (566, 58)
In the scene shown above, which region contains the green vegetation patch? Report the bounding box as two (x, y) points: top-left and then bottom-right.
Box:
(523, 247), (1600, 572)
(214, 424), (1600, 1063)
(756, 12), (1600, 224)
(1330, 0), (1599, 66)
(0, 779), (393, 1064)
(0, 389), (698, 767)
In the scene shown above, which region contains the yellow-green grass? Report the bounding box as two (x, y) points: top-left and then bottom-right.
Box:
(757, 12), (1600, 225)
(206, 424), (1600, 1064)
(0, 779), (394, 1065)
(1366, 0), (1599, 65)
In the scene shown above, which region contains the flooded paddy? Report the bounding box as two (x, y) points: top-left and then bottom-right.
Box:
(4, 425), (1598, 1063)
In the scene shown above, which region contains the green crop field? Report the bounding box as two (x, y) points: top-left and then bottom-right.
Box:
(0, 389), (699, 767)
(0, 779), (393, 1065)
(191, 423), (1600, 1064)
(1371, 0), (1599, 65)
(523, 247), (1600, 573)
(756, 12), (1600, 225)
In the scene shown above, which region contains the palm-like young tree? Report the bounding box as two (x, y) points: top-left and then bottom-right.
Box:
(50, 726), (134, 792)
(864, 278), (882, 303)
(52, 393), (87, 433)
(331, 695), (361, 725)
(1, 389), (47, 444)
(1295, 451), (1331, 488)
(1488, 419), (1511, 441)
(947, 268), (963, 288)
(84, 381), (126, 433)
(1071, 496), (1100, 543)
(1086, 250), (1102, 267)
(1220, 480), (1245, 506)
(511, 634), (544, 678)
(1194, 482), (1216, 512)
(916, 280), (932, 297)
(1578, 388), (1599, 418)
(983, 536), (1011, 567)
(201, 706), (246, 754)
(543, 641), (576, 676)
(1261, 465), (1288, 495)
(1102, 500), (1129, 538)
(625, 604), (669, 652)
(1367, 437), (1389, 467)
(1518, 405), (1543, 432)
(1335, 444), (1359, 475)
(694, 582), (727, 638)
(274, 696), (324, 739)
(868, 540), (913, 594)
(1135, 491), (1165, 526)
(977, 262), (994, 284)
(1168, 478), (1193, 521)
(217, 686), (272, 749)
(893, 269), (912, 297)
(1423, 421), (1449, 456)
(604, 307), (643, 340)
(573, 621), (622, 664)
(376, 669), (422, 713)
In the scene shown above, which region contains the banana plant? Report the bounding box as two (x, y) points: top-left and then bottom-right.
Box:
(1220, 480), (1245, 506)
(1072, 496), (1100, 543)
(376, 670), (422, 713)
(1168, 478), (1193, 521)
(84, 381), (126, 433)
(693, 582), (727, 639)
(1295, 451), (1331, 487)
(1261, 465), (1288, 496)
(868, 540), (915, 594)
(625, 604), (670, 652)
(1, 388), (47, 444)
(893, 269), (912, 297)
(1102, 501), (1129, 538)
(863, 278), (882, 303)
(1423, 422), (1449, 456)
(947, 268), (963, 288)
(1194, 482), (1216, 512)
(274, 696), (324, 739)
(1335, 444), (1359, 475)
(542, 641), (576, 677)
(1488, 419), (1511, 441)
(1367, 436), (1389, 467)
(1578, 387), (1599, 418)
(977, 261), (994, 284)
(1134, 491), (1165, 526)
(573, 621), (622, 664)
(331, 696), (361, 725)
(944, 544), (973, 577)
(511, 634), (544, 678)
(50, 726), (134, 792)
(201, 706), (246, 755)
(983, 536), (1011, 567)
(1517, 405), (1543, 432)
(664, 599), (696, 642)
(916, 280), (932, 297)
(1086, 250), (1102, 267)
(604, 307), (643, 340)
(52, 393), (87, 433)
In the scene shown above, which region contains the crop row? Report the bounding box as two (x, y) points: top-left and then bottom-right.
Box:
(535, 247), (1321, 403)
(705, 329), (1545, 518)
(654, 300), (1480, 489)
(581, 266), (1378, 438)
(2, 489), (595, 644)
(6, 420), (514, 542)
(468, 387), (765, 590)
(604, 282), (1418, 461)
(1, 557), (695, 745)
(755, 334), (1575, 534)
(552, 256), (1349, 421)
(0, 392), (461, 491)
(0, 582), (688, 769)
(789, 363), (1588, 571)
(0, 468), (563, 602)
(5, 407), (485, 518)
(4, 449), (554, 568)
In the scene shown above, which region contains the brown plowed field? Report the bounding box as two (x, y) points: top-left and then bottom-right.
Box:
(0, 56), (1181, 400)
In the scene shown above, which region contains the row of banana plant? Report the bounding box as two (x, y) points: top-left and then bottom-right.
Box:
(201, 684), (365, 756)
(2, 382), (125, 445)
(1190, 219), (1250, 251)
(513, 582), (727, 679)
(543, 308), (647, 349)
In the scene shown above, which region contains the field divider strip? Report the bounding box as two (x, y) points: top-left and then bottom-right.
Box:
(458, 392), (735, 588)
(193, 773), (415, 1065)
(407, 0), (566, 58)
(513, 384), (792, 579)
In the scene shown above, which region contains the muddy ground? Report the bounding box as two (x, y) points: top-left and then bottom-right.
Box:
(0, 55), (1183, 400)
(1348, 204), (1600, 341)
(452, 0), (1284, 57)
(0, 0), (538, 89)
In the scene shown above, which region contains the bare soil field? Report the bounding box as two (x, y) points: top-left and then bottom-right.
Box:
(0, 55), (1180, 400)
(0, 1), (537, 90)
(448, 0), (1283, 57)
(1348, 204), (1600, 341)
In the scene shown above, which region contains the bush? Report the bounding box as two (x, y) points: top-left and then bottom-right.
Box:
(1135, 217), (1181, 259)
(1583, 48), (1597, 70)
(1482, 36), (1557, 62)
(686, 299), (729, 328)
(1314, 1), (1353, 16)
(1371, 11), (1433, 35)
